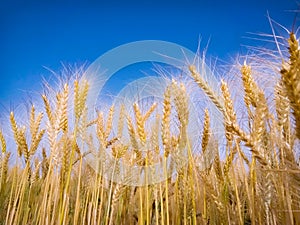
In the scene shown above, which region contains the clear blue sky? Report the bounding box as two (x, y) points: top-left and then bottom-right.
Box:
(0, 0), (298, 108)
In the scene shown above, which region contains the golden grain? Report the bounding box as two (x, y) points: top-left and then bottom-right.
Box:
(162, 85), (172, 157)
(189, 65), (226, 115)
(201, 109), (210, 154)
(0, 129), (6, 153)
(280, 32), (300, 139)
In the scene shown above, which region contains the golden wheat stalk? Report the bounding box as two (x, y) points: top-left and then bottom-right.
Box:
(117, 104), (125, 138)
(41, 148), (49, 179)
(223, 145), (237, 178)
(127, 115), (142, 164)
(57, 83), (69, 132)
(221, 80), (237, 146)
(31, 158), (41, 185)
(162, 85), (172, 157)
(10, 112), (22, 157)
(241, 64), (260, 108)
(0, 129), (6, 153)
(189, 65), (226, 115)
(133, 103), (147, 144)
(213, 152), (224, 183)
(105, 105), (114, 140)
(172, 81), (189, 153)
(143, 102), (157, 123)
(251, 91), (268, 148)
(29, 129), (45, 156)
(96, 112), (106, 145)
(202, 109), (210, 154)
(74, 79), (89, 121)
(275, 82), (291, 136)
(0, 152), (10, 191)
(280, 32), (300, 139)
(42, 94), (54, 126)
(173, 81), (189, 128)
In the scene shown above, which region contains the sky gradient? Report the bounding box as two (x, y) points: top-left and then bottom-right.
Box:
(0, 0), (298, 109)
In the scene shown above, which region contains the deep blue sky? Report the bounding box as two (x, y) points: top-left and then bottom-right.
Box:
(0, 0), (298, 108)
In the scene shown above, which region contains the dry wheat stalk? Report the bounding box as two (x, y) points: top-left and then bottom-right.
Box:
(221, 80), (237, 146)
(74, 79), (80, 120)
(117, 104), (125, 138)
(235, 139), (250, 165)
(60, 134), (71, 184)
(251, 91), (269, 149)
(105, 105), (114, 140)
(127, 115), (142, 165)
(44, 85), (70, 167)
(10, 112), (23, 157)
(223, 145), (237, 178)
(96, 111), (105, 144)
(0, 129), (6, 153)
(241, 64), (260, 109)
(173, 81), (189, 128)
(150, 114), (160, 156)
(29, 105), (36, 137)
(162, 85), (172, 157)
(42, 94), (54, 126)
(18, 127), (29, 162)
(133, 103), (147, 144)
(275, 81), (291, 139)
(41, 148), (49, 179)
(57, 84), (69, 132)
(280, 32), (300, 139)
(143, 102), (157, 123)
(46, 121), (59, 166)
(109, 184), (126, 223)
(201, 109), (210, 154)
(189, 65), (226, 115)
(29, 129), (45, 156)
(74, 79), (89, 121)
(173, 81), (189, 154)
(213, 152), (224, 183)
(111, 143), (128, 159)
(31, 158), (41, 185)
(0, 152), (10, 188)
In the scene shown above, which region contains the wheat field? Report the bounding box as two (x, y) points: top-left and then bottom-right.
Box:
(0, 23), (300, 225)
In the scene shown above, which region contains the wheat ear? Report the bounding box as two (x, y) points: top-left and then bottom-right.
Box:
(201, 109), (210, 154)
(105, 105), (114, 140)
(0, 129), (6, 153)
(133, 103), (147, 144)
(241, 64), (260, 109)
(189, 65), (225, 115)
(42, 94), (54, 126)
(162, 85), (172, 157)
(280, 32), (300, 139)
(117, 104), (125, 138)
(221, 80), (237, 146)
(127, 115), (142, 165)
(0, 152), (10, 189)
(74, 79), (89, 121)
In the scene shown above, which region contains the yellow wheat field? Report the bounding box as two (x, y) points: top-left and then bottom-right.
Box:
(0, 24), (300, 225)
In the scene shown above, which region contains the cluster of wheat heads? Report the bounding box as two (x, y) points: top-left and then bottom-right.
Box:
(0, 30), (300, 225)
